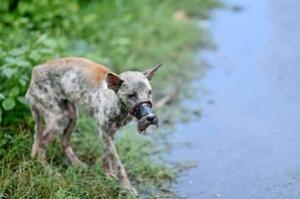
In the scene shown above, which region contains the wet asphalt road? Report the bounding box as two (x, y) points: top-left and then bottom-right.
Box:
(169, 0), (300, 198)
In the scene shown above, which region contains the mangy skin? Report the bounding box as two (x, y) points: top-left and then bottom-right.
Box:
(25, 57), (158, 196)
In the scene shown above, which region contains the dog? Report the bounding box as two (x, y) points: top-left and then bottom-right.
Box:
(25, 57), (162, 196)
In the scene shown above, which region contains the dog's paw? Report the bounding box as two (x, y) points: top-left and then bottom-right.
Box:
(104, 171), (118, 180)
(73, 161), (88, 169)
(129, 187), (138, 198)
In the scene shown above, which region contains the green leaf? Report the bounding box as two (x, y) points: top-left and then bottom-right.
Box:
(5, 57), (16, 65)
(2, 97), (15, 110)
(0, 93), (4, 100)
(19, 75), (29, 86)
(16, 60), (31, 68)
(2, 67), (17, 79)
(9, 87), (20, 97)
(9, 47), (27, 56)
(0, 107), (2, 123)
(29, 51), (41, 61)
(17, 96), (27, 105)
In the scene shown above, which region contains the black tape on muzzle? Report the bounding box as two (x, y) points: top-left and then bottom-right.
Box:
(132, 102), (153, 119)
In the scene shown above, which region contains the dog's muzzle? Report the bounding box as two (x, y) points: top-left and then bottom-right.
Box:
(131, 102), (158, 132)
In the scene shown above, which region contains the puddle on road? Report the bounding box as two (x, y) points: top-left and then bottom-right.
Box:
(169, 0), (300, 198)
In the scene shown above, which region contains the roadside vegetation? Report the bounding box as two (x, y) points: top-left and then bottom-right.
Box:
(0, 0), (219, 198)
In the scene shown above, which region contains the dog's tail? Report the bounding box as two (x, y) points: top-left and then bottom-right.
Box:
(30, 104), (43, 159)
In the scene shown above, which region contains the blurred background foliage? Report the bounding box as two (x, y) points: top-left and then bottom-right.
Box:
(0, 0), (219, 125)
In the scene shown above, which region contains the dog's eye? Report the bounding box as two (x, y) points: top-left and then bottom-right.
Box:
(128, 92), (137, 99)
(148, 90), (152, 95)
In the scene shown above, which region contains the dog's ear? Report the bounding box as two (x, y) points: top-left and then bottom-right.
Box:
(144, 64), (162, 80)
(106, 73), (124, 92)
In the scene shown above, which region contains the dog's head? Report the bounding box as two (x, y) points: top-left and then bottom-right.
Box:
(106, 64), (162, 133)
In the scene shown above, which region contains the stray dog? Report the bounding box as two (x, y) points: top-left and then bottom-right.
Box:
(25, 57), (162, 196)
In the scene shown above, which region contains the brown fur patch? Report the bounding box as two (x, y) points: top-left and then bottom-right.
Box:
(39, 57), (110, 86)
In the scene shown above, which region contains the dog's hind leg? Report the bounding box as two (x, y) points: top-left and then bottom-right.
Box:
(37, 105), (67, 166)
(31, 105), (43, 159)
(38, 118), (64, 166)
(61, 101), (87, 168)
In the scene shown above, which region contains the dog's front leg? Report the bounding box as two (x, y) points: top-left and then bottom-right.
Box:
(101, 128), (138, 196)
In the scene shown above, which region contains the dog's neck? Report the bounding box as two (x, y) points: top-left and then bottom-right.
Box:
(82, 86), (131, 128)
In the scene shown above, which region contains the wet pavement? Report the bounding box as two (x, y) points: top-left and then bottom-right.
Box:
(169, 0), (300, 198)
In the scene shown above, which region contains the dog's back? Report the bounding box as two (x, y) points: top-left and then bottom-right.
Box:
(31, 57), (109, 87)
(26, 57), (109, 104)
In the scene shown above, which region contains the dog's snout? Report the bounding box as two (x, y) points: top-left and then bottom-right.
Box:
(146, 113), (156, 122)
(146, 113), (158, 127)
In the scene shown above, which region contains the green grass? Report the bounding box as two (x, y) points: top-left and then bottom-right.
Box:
(0, 122), (176, 198)
(0, 0), (220, 198)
